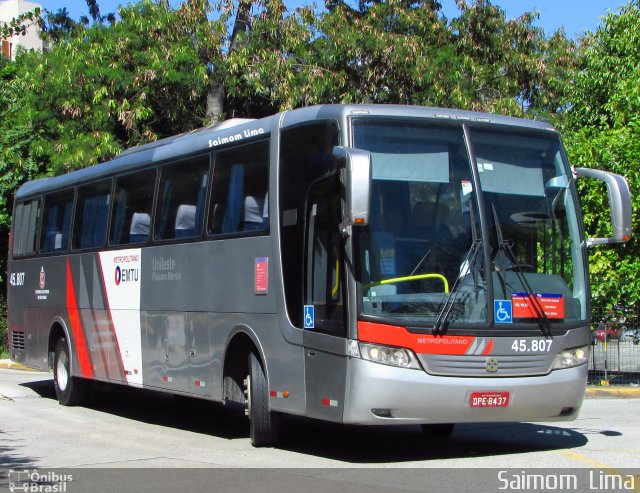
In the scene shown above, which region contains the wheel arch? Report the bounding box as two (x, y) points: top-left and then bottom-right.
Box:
(221, 324), (267, 404)
(48, 317), (72, 372)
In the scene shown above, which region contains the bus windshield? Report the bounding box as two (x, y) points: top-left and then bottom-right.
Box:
(352, 119), (587, 328)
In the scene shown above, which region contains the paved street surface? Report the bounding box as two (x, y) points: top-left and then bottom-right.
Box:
(1, 369), (639, 492)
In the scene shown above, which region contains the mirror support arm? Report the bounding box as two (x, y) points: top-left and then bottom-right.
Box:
(573, 167), (632, 246)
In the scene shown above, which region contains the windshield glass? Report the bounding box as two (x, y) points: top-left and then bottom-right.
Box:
(352, 119), (587, 327)
(469, 128), (587, 323)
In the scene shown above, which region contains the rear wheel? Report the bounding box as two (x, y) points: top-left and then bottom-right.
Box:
(245, 351), (279, 447)
(53, 337), (88, 406)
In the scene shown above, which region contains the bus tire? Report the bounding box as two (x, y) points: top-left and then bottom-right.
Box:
(246, 351), (279, 447)
(53, 337), (88, 406)
(421, 423), (455, 440)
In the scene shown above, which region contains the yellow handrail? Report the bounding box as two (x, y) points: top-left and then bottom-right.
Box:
(331, 259), (340, 298)
(364, 273), (449, 293)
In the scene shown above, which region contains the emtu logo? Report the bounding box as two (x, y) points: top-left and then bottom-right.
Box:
(114, 265), (139, 286)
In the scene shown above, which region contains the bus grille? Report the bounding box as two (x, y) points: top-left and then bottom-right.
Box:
(11, 331), (25, 351)
(419, 353), (554, 377)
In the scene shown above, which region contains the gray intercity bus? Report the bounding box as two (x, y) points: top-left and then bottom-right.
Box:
(7, 104), (632, 446)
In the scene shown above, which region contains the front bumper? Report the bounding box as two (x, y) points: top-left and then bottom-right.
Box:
(343, 357), (587, 425)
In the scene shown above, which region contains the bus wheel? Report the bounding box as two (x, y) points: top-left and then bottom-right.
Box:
(53, 338), (88, 406)
(245, 351), (280, 447)
(421, 423), (455, 440)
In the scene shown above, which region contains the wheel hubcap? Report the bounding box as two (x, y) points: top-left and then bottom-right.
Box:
(56, 351), (69, 391)
(244, 376), (251, 417)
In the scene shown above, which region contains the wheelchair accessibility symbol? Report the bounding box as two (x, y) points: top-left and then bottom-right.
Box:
(494, 300), (513, 324)
(304, 305), (315, 329)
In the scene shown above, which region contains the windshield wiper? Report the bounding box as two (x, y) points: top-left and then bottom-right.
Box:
(491, 206), (553, 338)
(433, 202), (482, 333)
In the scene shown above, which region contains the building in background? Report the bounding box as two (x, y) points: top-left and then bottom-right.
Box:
(0, 0), (45, 60)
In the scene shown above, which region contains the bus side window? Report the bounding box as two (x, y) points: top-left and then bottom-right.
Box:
(111, 169), (155, 246)
(73, 180), (112, 250)
(12, 198), (41, 257)
(41, 190), (74, 253)
(209, 140), (269, 236)
(155, 156), (209, 241)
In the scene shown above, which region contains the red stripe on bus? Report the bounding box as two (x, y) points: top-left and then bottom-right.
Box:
(96, 253), (126, 381)
(357, 321), (476, 355)
(66, 259), (94, 378)
(482, 338), (494, 355)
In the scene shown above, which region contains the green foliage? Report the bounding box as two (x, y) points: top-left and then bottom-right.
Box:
(0, 0), (212, 281)
(559, 0), (640, 309)
(0, 56), (41, 282)
(26, 1), (210, 176)
(216, 0), (573, 117)
(0, 8), (41, 39)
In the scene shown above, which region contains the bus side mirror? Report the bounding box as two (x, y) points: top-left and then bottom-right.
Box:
(333, 146), (372, 232)
(573, 167), (632, 246)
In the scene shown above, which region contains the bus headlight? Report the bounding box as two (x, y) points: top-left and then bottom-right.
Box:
(357, 342), (421, 369)
(552, 346), (590, 369)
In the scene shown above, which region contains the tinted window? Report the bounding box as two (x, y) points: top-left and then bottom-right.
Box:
(209, 140), (270, 235)
(155, 156), (209, 241)
(12, 199), (41, 257)
(41, 190), (74, 253)
(73, 181), (112, 250)
(111, 170), (155, 245)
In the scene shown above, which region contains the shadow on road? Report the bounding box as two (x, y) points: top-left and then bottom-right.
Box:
(19, 378), (604, 464)
(0, 430), (40, 470)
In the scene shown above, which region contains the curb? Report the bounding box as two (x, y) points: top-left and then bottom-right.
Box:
(0, 359), (38, 371)
(585, 386), (640, 398)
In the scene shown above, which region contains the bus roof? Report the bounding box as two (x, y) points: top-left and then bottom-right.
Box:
(15, 104), (557, 200)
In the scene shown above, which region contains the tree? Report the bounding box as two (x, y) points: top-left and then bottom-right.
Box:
(0, 55), (41, 283)
(16, 0), (211, 176)
(214, 0), (575, 116)
(559, 0), (640, 307)
(0, 1), (213, 285)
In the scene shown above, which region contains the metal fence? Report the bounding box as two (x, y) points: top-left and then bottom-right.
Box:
(588, 298), (640, 386)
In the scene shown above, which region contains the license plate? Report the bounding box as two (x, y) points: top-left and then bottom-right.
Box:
(470, 391), (510, 408)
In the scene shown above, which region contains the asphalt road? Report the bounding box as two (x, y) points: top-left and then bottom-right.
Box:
(1, 369), (639, 492)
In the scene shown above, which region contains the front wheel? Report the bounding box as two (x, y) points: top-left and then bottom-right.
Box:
(245, 351), (279, 447)
(53, 337), (88, 406)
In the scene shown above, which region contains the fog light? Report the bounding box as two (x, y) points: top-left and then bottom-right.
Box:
(368, 346), (381, 361)
(392, 349), (409, 367)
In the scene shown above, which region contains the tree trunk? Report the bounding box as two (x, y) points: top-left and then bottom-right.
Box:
(206, 82), (225, 122)
(205, 0), (252, 122)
